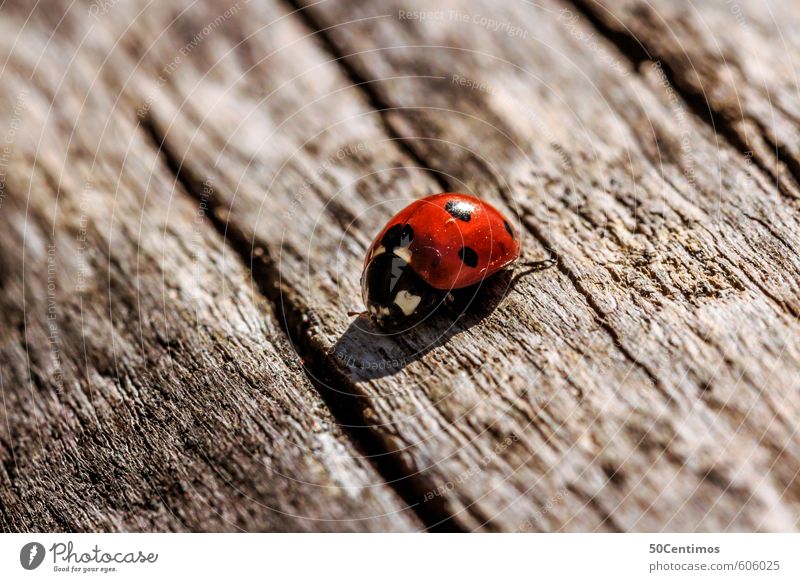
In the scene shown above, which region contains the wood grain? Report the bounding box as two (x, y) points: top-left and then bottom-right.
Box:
(570, 0), (800, 198)
(292, 0), (800, 531)
(0, 6), (419, 532)
(1, 0), (799, 532)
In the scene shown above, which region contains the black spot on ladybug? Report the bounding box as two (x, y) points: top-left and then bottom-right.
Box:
(362, 251), (444, 329)
(381, 223), (414, 249)
(458, 246), (478, 268)
(445, 200), (473, 222)
(504, 220), (515, 239)
(364, 252), (410, 306)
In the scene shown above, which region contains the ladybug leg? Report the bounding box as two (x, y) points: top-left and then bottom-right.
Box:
(347, 310), (368, 317)
(443, 290), (471, 318)
(520, 257), (557, 270)
(507, 258), (558, 291)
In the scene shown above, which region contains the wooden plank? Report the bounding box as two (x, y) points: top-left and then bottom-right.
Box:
(100, 0), (800, 531)
(5, 0), (799, 533)
(290, 0), (800, 532)
(0, 8), (420, 532)
(568, 0), (800, 198)
(102, 0), (616, 531)
(291, 0), (800, 532)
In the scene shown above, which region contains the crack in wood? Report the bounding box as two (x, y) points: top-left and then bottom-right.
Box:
(116, 0), (800, 531)
(563, 0), (800, 200)
(139, 113), (461, 532)
(449, 154), (672, 401)
(513, 209), (670, 400)
(283, 0), (674, 412)
(283, 0), (451, 193)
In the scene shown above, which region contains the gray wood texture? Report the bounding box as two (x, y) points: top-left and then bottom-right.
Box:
(573, 0), (800, 198)
(0, 2), (419, 532)
(1, 0), (799, 532)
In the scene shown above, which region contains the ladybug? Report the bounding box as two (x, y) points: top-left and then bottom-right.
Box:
(361, 193), (521, 329)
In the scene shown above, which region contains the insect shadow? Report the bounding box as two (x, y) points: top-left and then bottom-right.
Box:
(330, 262), (551, 381)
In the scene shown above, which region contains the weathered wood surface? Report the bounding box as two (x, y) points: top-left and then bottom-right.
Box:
(0, 4), (419, 532)
(1, 0), (799, 532)
(573, 0), (800, 198)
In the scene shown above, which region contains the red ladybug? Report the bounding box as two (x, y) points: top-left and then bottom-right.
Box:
(361, 193), (520, 328)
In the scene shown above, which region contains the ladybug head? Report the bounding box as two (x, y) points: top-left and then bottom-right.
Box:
(360, 249), (444, 330)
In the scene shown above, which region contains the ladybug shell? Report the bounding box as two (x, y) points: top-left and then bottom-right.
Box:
(364, 193), (520, 290)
